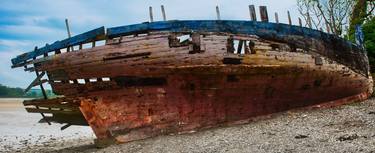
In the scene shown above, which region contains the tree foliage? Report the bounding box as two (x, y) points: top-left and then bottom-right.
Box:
(297, 0), (354, 36)
(0, 84), (55, 98)
(348, 0), (375, 41)
(363, 17), (375, 72)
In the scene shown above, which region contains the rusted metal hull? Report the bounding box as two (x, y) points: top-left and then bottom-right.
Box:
(12, 20), (373, 146)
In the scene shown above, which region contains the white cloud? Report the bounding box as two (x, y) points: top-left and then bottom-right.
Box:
(0, 42), (33, 88)
(1, 25), (66, 40)
(0, 39), (32, 49)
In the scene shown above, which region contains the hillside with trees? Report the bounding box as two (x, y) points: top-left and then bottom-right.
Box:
(0, 84), (55, 98)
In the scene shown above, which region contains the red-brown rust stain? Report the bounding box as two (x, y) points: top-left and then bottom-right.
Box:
(77, 65), (371, 143)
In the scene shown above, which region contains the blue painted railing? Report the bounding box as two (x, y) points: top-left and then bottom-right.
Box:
(11, 26), (105, 66)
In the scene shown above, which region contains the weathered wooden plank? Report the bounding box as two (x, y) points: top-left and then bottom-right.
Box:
(106, 20), (367, 76)
(65, 19), (74, 51)
(25, 107), (80, 115)
(259, 6), (269, 22)
(275, 12), (279, 23)
(23, 97), (78, 110)
(24, 66), (35, 72)
(249, 5), (257, 21)
(161, 5), (166, 21)
(299, 18), (302, 27)
(237, 40), (244, 54)
(149, 6), (154, 22)
(287, 11), (292, 25)
(39, 36), (226, 72)
(24, 71), (45, 92)
(216, 6), (221, 20)
(11, 26), (106, 66)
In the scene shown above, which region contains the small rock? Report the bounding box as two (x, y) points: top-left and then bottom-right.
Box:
(295, 134), (308, 139)
(337, 134), (359, 141)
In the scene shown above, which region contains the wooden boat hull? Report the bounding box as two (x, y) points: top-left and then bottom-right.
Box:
(78, 65), (371, 145)
(12, 20), (373, 146)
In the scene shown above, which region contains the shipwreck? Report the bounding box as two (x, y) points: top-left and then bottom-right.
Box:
(11, 5), (373, 146)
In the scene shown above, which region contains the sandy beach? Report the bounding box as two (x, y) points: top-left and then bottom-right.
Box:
(1, 98), (375, 153)
(0, 98), (95, 152)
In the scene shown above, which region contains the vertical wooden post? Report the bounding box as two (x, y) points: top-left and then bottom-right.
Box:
(237, 40), (244, 54)
(249, 5), (257, 21)
(216, 6), (221, 20)
(244, 41), (250, 54)
(259, 6), (268, 22)
(43, 44), (48, 57)
(149, 6), (154, 22)
(287, 11), (292, 25)
(298, 17), (303, 27)
(65, 19), (72, 38)
(275, 12), (279, 23)
(65, 19), (74, 51)
(227, 37), (235, 53)
(161, 5), (167, 21)
(191, 33), (201, 52)
(32, 46), (51, 125)
(55, 49), (61, 54)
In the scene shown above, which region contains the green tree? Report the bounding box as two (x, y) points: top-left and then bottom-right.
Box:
(348, 0), (374, 41)
(363, 17), (375, 72)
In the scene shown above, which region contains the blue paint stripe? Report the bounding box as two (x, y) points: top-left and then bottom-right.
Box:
(11, 26), (105, 65)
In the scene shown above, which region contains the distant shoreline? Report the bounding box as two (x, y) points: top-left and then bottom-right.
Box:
(0, 98), (33, 103)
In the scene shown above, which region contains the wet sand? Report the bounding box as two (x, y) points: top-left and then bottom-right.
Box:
(1, 98), (375, 153)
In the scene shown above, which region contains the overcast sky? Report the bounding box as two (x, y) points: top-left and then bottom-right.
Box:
(0, 0), (300, 88)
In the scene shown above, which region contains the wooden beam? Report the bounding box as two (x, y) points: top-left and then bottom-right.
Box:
(216, 6), (221, 20)
(161, 5), (167, 21)
(287, 11), (292, 25)
(24, 66), (35, 72)
(65, 19), (74, 51)
(43, 44), (49, 57)
(259, 6), (269, 22)
(149, 6), (154, 22)
(24, 97), (74, 106)
(11, 26), (105, 66)
(275, 12), (279, 23)
(55, 49), (61, 54)
(24, 71), (45, 92)
(237, 40), (243, 54)
(244, 41), (250, 54)
(61, 124), (72, 130)
(299, 17), (303, 27)
(25, 107), (80, 115)
(249, 5), (257, 21)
